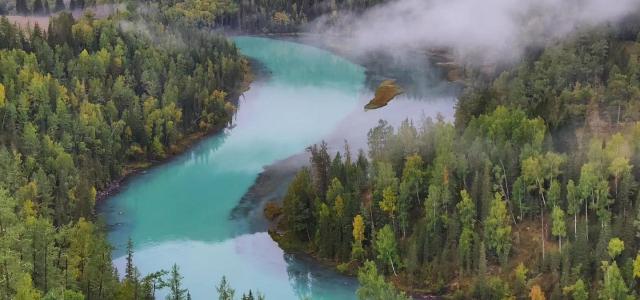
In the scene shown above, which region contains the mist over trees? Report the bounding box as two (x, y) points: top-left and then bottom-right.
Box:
(273, 17), (640, 299)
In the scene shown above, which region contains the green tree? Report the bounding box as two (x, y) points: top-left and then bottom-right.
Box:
(15, 273), (42, 300)
(21, 122), (39, 156)
(579, 163), (599, 241)
(166, 264), (188, 300)
(125, 237), (136, 281)
(216, 276), (234, 300)
(599, 262), (630, 300)
(16, 0), (29, 14)
(551, 206), (567, 251)
(54, 0), (64, 11)
(282, 168), (315, 241)
(514, 263), (528, 297)
(566, 179), (581, 238)
(398, 154), (424, 237)
(563, 279), (588, 300)
(32, 0), (45, 14)
(374, 225), (399, 276)
(485, 192), (512, 265)
(379, 186), (398, 228)
(607, 238), (624, 259)
(457, 189), (476, 273)
(356, 261), (410, 300)
(522, 152), (565, 259)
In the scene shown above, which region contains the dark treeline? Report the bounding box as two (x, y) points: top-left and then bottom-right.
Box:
(274, 18), (640, 300)
(118, 0), (386, 33)
(3, 0), (387, 32)
(2, 0), (93, 16)
(0, 1), (248, 297)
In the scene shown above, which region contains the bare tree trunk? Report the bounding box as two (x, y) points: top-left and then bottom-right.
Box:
(500, 160), (517, 225)
(585, 200), (589, 241)
(541, 205), (545, 260)
(559, 236), (562, 252)
(390, 258), (398, 277)
(4, 258), (11, 300)
(574, 214), (577, 239)
(539, 184), (546, 260)
(44, 234), (48, 293)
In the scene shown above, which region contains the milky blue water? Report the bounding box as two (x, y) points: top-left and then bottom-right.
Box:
(102, 37), (366, 299)
(102, 36), (457, 300)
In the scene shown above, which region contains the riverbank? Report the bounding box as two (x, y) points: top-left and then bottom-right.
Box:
(228, 35), (459, 299)
(96, 58), (254, 204)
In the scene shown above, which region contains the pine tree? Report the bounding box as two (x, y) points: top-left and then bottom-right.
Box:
(216, 276), (235, 300)
(32, 0), (44, 15)
(167, 264), (188, 300)
(282, 168), (315, 242)
(16, 0), (29, 15)
(457, 189), (476, 273)
(54, 0), (64, 11)
(125, 237), (135, 281)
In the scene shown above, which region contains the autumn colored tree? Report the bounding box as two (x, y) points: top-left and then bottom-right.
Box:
(530, 285), (546, 300)
(352, 214), (365, 261)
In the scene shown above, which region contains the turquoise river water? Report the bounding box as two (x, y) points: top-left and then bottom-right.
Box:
(101, 36), (456, 299)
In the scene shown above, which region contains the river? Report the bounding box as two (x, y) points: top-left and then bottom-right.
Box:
(100, 36), (457, 299)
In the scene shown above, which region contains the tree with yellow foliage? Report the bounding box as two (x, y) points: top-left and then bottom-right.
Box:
(530, 285), (545, 300)
(352, 214), (365, 261)
(0, 83), (5, 108)
(379, 186), (398, 229)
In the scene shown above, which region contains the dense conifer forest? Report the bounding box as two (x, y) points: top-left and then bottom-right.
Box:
(2, 0), (640, 299)
(0, 2), (250, 298)
(273, 14), (640, 300)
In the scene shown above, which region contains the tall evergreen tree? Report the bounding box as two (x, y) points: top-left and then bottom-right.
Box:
(166, 264), (188, 300)
(16, 0), (29, 15)
(216, 276), (235, 300)
(32, 0), (44, 15)
(54, 0), (64, 11)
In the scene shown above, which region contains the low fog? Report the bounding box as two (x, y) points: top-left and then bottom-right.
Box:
(309, 0), (640, 64)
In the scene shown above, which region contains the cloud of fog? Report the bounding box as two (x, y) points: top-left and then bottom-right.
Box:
(309, 0), (640, 65)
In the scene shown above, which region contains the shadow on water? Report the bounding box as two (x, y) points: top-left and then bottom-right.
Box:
(101, 36), (373, 299)
(231, 36), (460, 235)
(100, 128), (232, 256)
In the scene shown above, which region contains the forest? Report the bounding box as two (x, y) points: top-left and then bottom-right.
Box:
(2, 0), (640, 299)
(272, 13), (640, 300)
(0, 0), (252, 298)
(0, 0), (384, 32)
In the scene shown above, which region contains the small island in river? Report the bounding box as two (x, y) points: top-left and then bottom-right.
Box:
(364, 79), (403, 110)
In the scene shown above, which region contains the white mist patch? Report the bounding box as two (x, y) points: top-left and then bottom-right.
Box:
(113, 232), (357, 300)
(311, 0), (640, 64)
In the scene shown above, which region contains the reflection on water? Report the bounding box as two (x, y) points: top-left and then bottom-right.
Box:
(101, 36), (457, 300)
(102, 37), (366, 299)
(112, 233), (358, 300)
